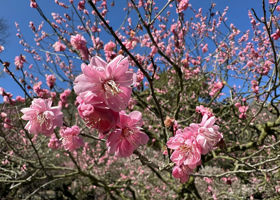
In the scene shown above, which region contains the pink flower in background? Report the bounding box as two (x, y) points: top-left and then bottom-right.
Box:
(53, 40), (66, 51)
(177, 0), (189, 13)
(104, 41), (117, 61)
(74, 55), (134, 112)
(172, 164), (193, 183)
(14, 54), (26, 70)
(30, 0), (37, 8)
(167, 128), (201, 169)
(60, 125), (84, 151)
(46, 74), (56, 89)
(195, 114), (223, 155)
(196, 105), (213, 117)
(21, 98), (63, 136)
(48, 134), (61, 149)
(238, 105), (248, 119)
(251, 80), (259, 94)
(209, 81), (223, 96)
(0, 45), (4, 53)
(202, 44), (208, 53)
(106, 111), (149, 157)
(16, 96), (25, 102)
(269, 0), (278, 4)
(33, 81), (51, 98)
(59, 89), (71, 107)
(70, 34), (88, 60)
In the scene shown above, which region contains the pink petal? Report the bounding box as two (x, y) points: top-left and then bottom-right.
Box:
(74, 74), (95, 95)
(90, 56), (107, 69)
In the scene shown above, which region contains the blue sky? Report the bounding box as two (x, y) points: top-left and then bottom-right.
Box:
(0, 0), (264, 100)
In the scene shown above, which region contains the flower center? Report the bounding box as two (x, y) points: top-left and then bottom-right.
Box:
(103, 80), (122, 96)
(179, 144), (191, 154)
(37, 113), (46, 126)
(122, 128), (133, 138)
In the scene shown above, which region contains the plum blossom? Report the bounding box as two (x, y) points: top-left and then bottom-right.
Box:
(53, 40), (66, 51)
(77, 94), (119, 135)
(167, 114), (223, 182)
(104, 41), (116, 61)
(59, 89), (71, 107)
(177, 0), (189, 13)
(46, 74), (56, 89)
(209, 81), (223, 96)
(269, 0), (278, 4)
(21, 98), (63, 136)
(195, 115), (223, 155)
(172, 165), (193, 183)
(0, 45), (4, 53)
(14, 55), (26, 70)
(74, 55), (134, 112)
(30, 0), (37, 8)
(238, 105), (248, 119)
(48, 134), (61, 149)
(60, 125), (84, 151)
(106, 111), (149, 157)
(70, 34), (88, 60)
(167, 128), (201, 169)
(196, 105), (213, 117)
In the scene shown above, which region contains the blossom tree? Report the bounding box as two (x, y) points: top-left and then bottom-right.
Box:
(1, 0), (280, 199)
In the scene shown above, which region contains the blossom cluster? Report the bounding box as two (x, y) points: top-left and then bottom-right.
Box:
(167, 114), (223, 183)
(20, 54), (149, 157)
(74, 55), (149, 157)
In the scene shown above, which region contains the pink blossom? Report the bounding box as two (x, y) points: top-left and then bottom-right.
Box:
(48, 134), (61, 149)
(59, 89), (71, 107)
(202, 44), (208, 53)
(172, 165), (193, 183)
(60, 125), (84, 151)
(74, 55), (134, 112)
(195, 114), (223, 155)
(46, 74), (56, 89)
(0, 45), (4, 53)
(70, 34), (88, 60)
(78, 0), (85, 10)
(104, 41), (117, 61)
(209, 81), (223, 96)
(167, 128), (201, 168)
(30, 0), (37, 8)
(16, 96), (25, 102)
(177, 0), (189, 13)
(269, 0), (278, 4)
(14, 55), (26, 70)
(251, 80), (259, 94)
(33, 81), (50, 98)
(76, 94), (119, 135)
(53, 40), (66, 51)
(106, 111), (149, 157)
(21, 98), (63, 136)
(196, 105), (213, 117)
(238, 105), (248, 119)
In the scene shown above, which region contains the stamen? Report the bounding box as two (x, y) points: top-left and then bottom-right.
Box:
(103, 80), (122, 96)
(122, 128), (133, 137)
(179, 144), (191, 154)
(37, 113), (46, 126)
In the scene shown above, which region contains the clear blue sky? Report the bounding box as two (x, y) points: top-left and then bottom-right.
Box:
(0, 0), (263, 100)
